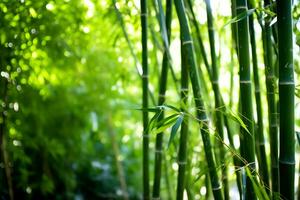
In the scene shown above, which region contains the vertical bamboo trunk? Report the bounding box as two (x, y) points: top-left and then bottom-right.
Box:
(204, 0), (229, 199)
(262, 0), (279, 198)
(152, 0), (172, 198)
(176, 35), (189, 200)
(248, 2), (270, 190)
(186, 1), (242, 196)
(141, 0), (150, 198)
(277, 0), (295, 199)
(174, 0), (223, 199)
(235, 0), (256, 199)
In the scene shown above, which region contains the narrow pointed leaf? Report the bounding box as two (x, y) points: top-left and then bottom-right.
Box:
(168, 114), (183, 148)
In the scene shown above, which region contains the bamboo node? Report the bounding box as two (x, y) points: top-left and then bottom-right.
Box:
(279, 160), (295, 165)
(212, 185), (222, 190)
(143, 134), (150, 138)
(177, 161), (187, 165)
(140, 12), (147, 17)
(152, 197), (160, 200)
(158, 94), (165, 98)
(142, 74), (149, 78)
(236, 6), (247, 10)
(155, 149), (163, 153)
(181, 88), (188, 92)
(212, 80), (219, 84)
(182, 40), (193, 46)
(240, 80), (251, 84)
(279, 81), (294, 85)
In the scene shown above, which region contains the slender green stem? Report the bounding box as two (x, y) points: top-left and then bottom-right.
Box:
(236, 0), (256, 199)
(141, 0), (150, 197)
(152, 0), (172, 198)
(248, 1), (270, 191)
(187, 1), (242, 196)
(176, 36), (189, 200)
(277, 0), (295, 199)
(262, 0), (279, 198)
(174, 0), (223, 199)
(204, 1), (228, 199)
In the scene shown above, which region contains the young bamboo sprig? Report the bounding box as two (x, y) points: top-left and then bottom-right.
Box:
(174, 0), (223, 199)
(277, 0), (295, 199)
(152, 0), (172, 198)
(141, 0), (150, 198)
(236, 0), (256, 199)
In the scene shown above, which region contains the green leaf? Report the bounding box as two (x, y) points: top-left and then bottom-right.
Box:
(223, 8), (256, 27)
(246, 167), (270, 200)
(223, 109), (251, 135)
(296, 131), (300, 145)
(168, 114), (183, 148)
(163, 104), (181, 112)
(148, 110), (163, 131)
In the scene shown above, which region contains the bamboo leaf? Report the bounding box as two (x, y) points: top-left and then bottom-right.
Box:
(223, 8), (255, 27)
(148, 110), (163, 131)
(223, 110), (250, 135)
(167, 114), (183, 148)
(296, 131), (300, 146)
(163, 104), (181, 112)
(269, 16), (277, 27)
(155, 113), (178, 128)
(246, 168), (270, 200)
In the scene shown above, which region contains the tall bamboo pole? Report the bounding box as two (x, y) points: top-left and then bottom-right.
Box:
(236, 0), (256, 199)
(204, 0), (229, 199)
(152, 0), (172, 198)
(186, 1), (242, 196)
(141, 0), (150, 197)
(248, 1), (270, 190)
(174, 0), (223, 199)
(277, 0), (295, 199)
(262, 0), (279, 198)
(176, 35), (189, 200)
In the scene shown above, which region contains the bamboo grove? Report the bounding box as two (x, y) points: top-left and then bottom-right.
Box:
(134, 0), (299, 199)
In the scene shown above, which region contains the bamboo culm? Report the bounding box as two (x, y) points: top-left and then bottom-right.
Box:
(262, 0), (279, 197)
(236, 0), (256, 199)
(174, 0), (223, 199)
(277, 0), (295, 199)
(176, 36), (189, 200)
(204, 0), (229, 199)
(141, 0), (150, 197)
(187, 0), (242, 195)
(248, 1), (270, 190)
(152, 0), (172, 198)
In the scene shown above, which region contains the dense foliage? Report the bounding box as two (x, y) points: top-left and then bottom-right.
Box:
(0, 0), (299, 199)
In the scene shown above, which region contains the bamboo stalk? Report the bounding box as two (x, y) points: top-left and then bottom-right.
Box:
(204, 1), (229, 199)
(277, 0), (295, 199)
(262, 0), (279, 198)
(248, 1), (270, 190)
(141, 0), (150, 197)
(186, 1), (242, 196)
(174, 0), (223, 199)
(235, 0), (256, 199)
(176, 34), (189, 200)
(152, 0), (172, 198)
